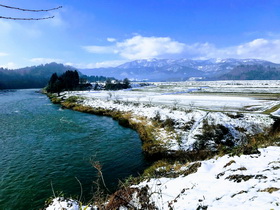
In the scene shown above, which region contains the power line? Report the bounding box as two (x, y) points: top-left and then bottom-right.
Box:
(0, 4), (62, 12)
(0, 3), (62, 20)
(0, 15), (55, 20)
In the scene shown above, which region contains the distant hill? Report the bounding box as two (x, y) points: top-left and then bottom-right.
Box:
(217, 65), (280, 80)
(79, 58), (280, 81)
(2, 59), (279, 89)
(0, 63), (76, 89)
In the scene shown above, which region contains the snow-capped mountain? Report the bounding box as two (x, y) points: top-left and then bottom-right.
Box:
(79, 58), (279, 81)
(118, 58), (276, 72)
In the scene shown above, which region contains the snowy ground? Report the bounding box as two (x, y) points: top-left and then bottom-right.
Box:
(147, 80), (280, 94)
(74, 90), (275, 112)
(271, 108), (280, 118)
(69, 80), (280, 112)
(46, 147), (280, 210)
(46, 197), (93, 210)
(46, 81), (280, 210)
(132, 146), (280, 210)
(62, 93), (274, 151)
(62, 82), (275, 152)
(131, 147), (280, 210)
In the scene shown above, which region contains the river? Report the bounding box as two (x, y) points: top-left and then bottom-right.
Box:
(0, 89), (149, 209)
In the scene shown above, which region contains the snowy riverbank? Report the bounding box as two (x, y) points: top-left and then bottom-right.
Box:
(57, 90), (274, 154)
(130, 146), (280, 209)
(46, 146), (280, 210)
(45, 85), (280, 209)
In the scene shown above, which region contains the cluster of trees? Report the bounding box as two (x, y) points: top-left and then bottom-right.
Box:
(46, 70), (91, 93)
(103, 78), (131, 90)
(80, 75), (115, 83)
(46, 71), (131, 93)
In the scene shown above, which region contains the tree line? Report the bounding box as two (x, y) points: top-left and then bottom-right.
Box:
(46, 70), (131, 93)
(46, 70), (90, 93)
(103, 78), (131, 90)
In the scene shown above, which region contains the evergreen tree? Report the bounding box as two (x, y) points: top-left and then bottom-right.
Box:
(123, 78), (131, 89)
(46, 70), (80, 93)
(46, 73), (59, 93)
(105, 78), (113, 90)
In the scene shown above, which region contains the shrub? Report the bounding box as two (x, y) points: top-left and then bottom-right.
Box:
(50, 96), (62, 104)
(194, 120), (234, 151)
(161, 117), (176, 130)
(65, 96), (80, 103)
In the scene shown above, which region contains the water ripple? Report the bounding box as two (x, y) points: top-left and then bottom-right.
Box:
(0, 89), (149, 209)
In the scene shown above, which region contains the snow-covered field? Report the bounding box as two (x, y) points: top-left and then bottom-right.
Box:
(62, 92), (273, 152)
(148, 80), (280, 94)
(70, 80), (280, 112)
(133, 146), (280, 210)
(74, 91), (275, 112)
(59, 81), (277, 152)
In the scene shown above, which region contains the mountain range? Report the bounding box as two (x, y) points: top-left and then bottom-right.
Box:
(1, 58), (280, 89)
(79, 58), (280, 81)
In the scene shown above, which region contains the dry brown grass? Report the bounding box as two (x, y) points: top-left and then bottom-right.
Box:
(106, 187), (138, 209)
(259, 187), (280, 193)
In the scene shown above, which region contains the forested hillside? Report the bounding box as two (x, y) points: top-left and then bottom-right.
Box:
(217, 65), (280, 80)
(0, 63), (76, 89)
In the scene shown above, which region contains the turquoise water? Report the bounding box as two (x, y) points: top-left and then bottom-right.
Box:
(0, 89), (148, 209)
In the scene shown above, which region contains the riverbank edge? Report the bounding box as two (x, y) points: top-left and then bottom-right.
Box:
(46, 92), (219, 161)
(44, 91), (280, 209)
(46, 92), (280, 160)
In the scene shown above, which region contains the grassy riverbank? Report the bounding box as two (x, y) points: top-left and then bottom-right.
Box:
(48, 91), (278, 150)
(45, 84), (280, 209)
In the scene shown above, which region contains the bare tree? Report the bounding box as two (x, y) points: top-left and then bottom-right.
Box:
(0, 3), (62, 20)
(148, 97), (153, 105)
(189, 101), (195, 111)
(172, 99), (181, 109)
(114, 94), (121, 104)
(107, 92), (113, 100)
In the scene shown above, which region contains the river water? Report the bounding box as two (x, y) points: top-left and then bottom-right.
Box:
(0, 89), (149, 209)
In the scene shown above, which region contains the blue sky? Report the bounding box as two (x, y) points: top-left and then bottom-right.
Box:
(1, 0), (280, 69)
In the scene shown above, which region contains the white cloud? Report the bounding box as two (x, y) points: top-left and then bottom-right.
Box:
(0, 62), (19, 69)
(30, 57), (63, 64)
(65, 60), (126, 69)
(83, 35), (280, 64)
(83, 45), (115, 54)
(116, 35), (185, 59)
(83, 35), (185, 60)
(234, 39), (280, 62)
(175, 38), (280, 63)
(107, 37), (117, 42)
(185, 38), (280, 63)
(92, 60), (126, 68)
